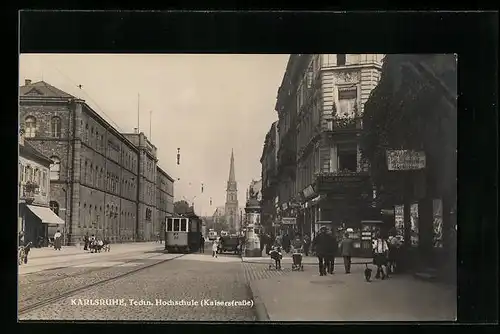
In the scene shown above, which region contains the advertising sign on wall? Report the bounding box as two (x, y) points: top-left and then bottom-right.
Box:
(410, 203), (419, 247)
(433, 198), (443, 248)
(281, 218), (297, 225)
(394, 205), (404, 238)
(386, 150), (426, 171)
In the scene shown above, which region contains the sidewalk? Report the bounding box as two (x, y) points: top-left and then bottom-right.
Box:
(250, 264), (457, 321)
(28, 242), (163, 259)
(242, 254), (371, 266)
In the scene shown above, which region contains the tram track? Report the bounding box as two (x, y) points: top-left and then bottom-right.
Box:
(20, 252), (171, 287)
(18, 253), (185, 315)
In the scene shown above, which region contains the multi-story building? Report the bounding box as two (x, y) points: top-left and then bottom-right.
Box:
(19, 80), (140, 244)
(274, 55), (308, 233)
(156, 166), (175, 238)
(260, 121), (279, 233)
(18, 129), (64, 244)
(291, 54), (384, 236)
(19, 80), (175, 244)
(122, 133), (158, 241)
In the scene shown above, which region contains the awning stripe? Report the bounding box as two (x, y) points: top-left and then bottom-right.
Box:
(27, 205), (65, 225)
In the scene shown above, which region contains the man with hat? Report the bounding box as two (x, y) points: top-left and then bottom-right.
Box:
(311, 225), (336, 276)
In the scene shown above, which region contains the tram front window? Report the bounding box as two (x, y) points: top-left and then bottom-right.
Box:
(181, 219), (187, 232)
(174, 219), (180, 232)
(167, 219), (173, 232)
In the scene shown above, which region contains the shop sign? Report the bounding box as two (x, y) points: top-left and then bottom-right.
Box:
(281, 218), (296, 225)
(386, 150), (426, 171)
(302, 185), (315, 199)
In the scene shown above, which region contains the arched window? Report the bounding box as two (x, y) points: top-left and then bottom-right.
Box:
(25, 116), (37, 138)
(51, 117), (62, 138)
(49, 156), (61, 180)
(49, 201), (59, 215)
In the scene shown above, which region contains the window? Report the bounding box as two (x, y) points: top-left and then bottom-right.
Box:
(337, 54), (346, 66)
(90, 164), (94, 185)
(167, 219), (173, 231)
(51, 117), (62, 138)
(337, 88), (357, 118)
(25, 116), (36, 138)
(42, 171), (47, 191)
(181, 218), (188, 232)
(173, 218), (180, 232)
(50, 201), (59, 215)
(49, 156), (61, 180)
(337, 143), (358, 172)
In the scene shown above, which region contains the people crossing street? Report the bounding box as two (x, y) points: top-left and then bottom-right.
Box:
(339, 232), (354, 274)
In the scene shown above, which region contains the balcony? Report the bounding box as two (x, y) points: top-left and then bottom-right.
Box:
(321, 116), (363, 132)
(313, 170), (371, 196)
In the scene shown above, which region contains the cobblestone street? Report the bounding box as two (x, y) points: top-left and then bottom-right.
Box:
(18, 246), (255, 321)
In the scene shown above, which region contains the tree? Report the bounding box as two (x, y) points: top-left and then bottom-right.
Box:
(360, 54), (457, 260)
(361, 54), (457, 202)
(174, 200), (191, 215)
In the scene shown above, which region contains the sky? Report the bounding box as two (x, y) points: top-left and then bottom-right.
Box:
(19, 54), (288, 216)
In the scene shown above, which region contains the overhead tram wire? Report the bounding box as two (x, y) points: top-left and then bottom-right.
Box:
(45, 60), (126, 134)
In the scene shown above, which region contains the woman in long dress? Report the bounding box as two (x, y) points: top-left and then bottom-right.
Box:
(54, 230), (62, 250)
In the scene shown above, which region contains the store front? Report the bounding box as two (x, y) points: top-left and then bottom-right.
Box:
(24, 204), (65, 246)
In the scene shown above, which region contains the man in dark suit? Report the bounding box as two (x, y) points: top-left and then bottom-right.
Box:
(312, 226), (336, 276)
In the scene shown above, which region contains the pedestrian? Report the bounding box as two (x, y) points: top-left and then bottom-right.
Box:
(83, 233), (89, 251)
(387, 232), (402, 274)
(283, 232), (291, 254)
(372, 230), (389, 280)
(200, 233), (205, 253)
(212, 240), (218, 258)
(312, 226), (335, 276)
(325, 228), (338, 274)
(303, 234), (311, 256)
(54, 230), (62, 250)
(18, 231), (25, 247)
(339, 232), (354, 274)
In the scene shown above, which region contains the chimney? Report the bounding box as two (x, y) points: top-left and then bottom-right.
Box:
(25, 79), (32, 86)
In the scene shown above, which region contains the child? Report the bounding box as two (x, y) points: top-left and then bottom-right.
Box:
(212, 240), (218, 258)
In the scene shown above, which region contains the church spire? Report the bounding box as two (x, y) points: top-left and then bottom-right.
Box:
(228, 149), (236, 183)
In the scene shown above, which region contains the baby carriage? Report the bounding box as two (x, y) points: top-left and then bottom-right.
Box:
(268, 245), (283, 270)
(291, 245), (304, 271)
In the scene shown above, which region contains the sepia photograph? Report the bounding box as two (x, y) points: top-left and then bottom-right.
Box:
(17, 53), (457, 322)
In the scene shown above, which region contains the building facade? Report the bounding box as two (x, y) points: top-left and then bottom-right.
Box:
(19, 80), (174, 244)
(18, 130), (64, 244)
(273, 54), (384, 237)
(156, 166), (175, 238)
(260, 121), (278, 233)
(224, 150), (240, 233)
(122, 133), (158, 241)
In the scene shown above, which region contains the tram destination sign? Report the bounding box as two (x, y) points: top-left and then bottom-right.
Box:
(386, 150), (426, 171)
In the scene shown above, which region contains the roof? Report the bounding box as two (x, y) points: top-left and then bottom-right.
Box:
(20, 140), (53, 166)
(157, 165), (174, 182)
(20, 81), (75, 99)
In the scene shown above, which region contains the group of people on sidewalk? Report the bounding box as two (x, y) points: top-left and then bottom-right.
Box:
(264, 225), (402, 279)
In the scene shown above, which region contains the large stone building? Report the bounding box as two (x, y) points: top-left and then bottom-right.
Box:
(18, 130), (64, 244)
(156, 166), (175, 237)
(260, 121), (278, 233)
(224, 150), (240, 233)
(19, 80), (174, 244)
(122, 133), (159, 241)
(273, 54), (384, 237)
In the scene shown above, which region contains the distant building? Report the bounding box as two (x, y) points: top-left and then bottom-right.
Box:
(260, 121), (279, 232)
(156, 166), (175, 237)
(19, 128), (64, 244)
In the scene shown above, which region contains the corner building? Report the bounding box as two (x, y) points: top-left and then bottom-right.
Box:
(19, 80), (139, 244)
(275, 54), (384, 237)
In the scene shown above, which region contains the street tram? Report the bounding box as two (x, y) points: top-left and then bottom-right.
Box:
(165, 213), (202, 253)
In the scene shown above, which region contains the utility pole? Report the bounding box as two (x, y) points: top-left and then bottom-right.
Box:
(137, 93), (140, 133)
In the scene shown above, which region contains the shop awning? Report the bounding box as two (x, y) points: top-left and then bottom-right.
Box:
(27, 205), (65, 225)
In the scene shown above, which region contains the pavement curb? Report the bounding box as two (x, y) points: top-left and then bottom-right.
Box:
(247, 280), (271, 321)
(241, 259), (372, 266)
